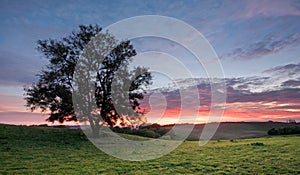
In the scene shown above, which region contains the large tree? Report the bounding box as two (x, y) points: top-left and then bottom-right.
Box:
(25, 25), (152, 137)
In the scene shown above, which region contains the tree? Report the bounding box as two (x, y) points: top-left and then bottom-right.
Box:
(25, 25), (152, 137)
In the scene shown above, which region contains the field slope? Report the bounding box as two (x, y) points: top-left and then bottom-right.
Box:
(0, 124), (299, 174)
(189, 122), (300, 140)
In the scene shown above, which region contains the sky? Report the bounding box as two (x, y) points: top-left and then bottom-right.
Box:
(0, 0), (300, 125)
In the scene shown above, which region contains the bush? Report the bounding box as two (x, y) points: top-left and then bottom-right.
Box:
(186, 136), (198, 141)
(137, 129), (161, 138)
(268, 128), (279, 135)
(111, 127), (163, 138)
(251, 142), (264, 146)
(268, 127), (300, 135)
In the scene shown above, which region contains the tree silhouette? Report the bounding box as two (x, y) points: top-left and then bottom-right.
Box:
(25, 25), (152, 137)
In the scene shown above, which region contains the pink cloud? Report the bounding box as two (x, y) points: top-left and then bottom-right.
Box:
(0, 95), (25, 112)
(0, 111), (46, 125)
(243, 0), (300, 19)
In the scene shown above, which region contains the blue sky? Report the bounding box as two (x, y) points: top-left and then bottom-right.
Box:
(0, 0), (300, 124)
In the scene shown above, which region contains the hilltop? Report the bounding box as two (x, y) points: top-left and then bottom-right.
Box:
(190, 122), (300, 140)
(24, 121), (300, 140)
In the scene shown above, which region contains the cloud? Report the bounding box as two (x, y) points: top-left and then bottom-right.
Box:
(0, 49), (45, 86)
(243, 0), (300, 19)
(0, 111), (45, 125)
(263, 62), (300, 75)
(226, 87), (300, 104)
(281, 79), (300, 87)
(222, 33), (300, 60)
(152, 74), (300, 106)
(269, 105), (300, 110)
(140, 62), (300, 122)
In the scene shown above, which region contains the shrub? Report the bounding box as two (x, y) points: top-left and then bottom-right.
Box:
(268, 128), (279, 135)
(186, 136), (198, 141)
(137, 129), (161, 138)
(268, 127), (300, 135)
(251, 142), (264, 146)
(112, 127), (162, 138)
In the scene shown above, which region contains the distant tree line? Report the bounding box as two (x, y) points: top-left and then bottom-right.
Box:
(268, 127), (300, 135)
(111, 123), (169, 138)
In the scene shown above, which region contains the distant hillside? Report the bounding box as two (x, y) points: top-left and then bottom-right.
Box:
(4, 121), (299, 140)
(188, 122), (300, 140)
(111, 121), (300, 140)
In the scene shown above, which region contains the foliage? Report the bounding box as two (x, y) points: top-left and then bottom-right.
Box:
(268, 127), (300, 135)
(25, 25), (101, 123)
(24, 25), (152, 137)
(111, 124), (169, 138)
(250, 142), (265, 146)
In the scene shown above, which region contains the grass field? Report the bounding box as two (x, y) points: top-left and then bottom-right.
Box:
(0, 124), (299, 174)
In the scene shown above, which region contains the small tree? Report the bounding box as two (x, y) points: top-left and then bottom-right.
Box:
(25, 25), (152, 137)
(287, 119), (296, 123)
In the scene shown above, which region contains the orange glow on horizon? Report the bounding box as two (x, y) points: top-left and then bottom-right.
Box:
(144, 101), (300, 124)
(1, 92), (299, 125)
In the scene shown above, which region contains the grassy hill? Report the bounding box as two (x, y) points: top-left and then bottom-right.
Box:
(189, 122), (300, 140)
(0, 123), (299, 174)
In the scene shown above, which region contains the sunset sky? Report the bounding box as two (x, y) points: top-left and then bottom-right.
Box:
(0, 0), (300, 125)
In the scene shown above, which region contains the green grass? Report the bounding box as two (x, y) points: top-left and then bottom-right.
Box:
(0, 124), (299, 174)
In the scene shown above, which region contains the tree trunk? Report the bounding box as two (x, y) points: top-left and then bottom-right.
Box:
(91, 120), (101, 138)
(88, 116), (100, 138)
(91, 126), (99, 138)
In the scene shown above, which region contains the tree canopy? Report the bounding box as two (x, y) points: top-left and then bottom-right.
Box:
(25, 25), (152, 137)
